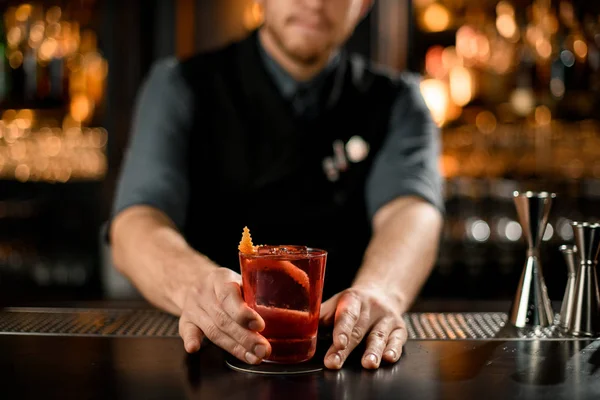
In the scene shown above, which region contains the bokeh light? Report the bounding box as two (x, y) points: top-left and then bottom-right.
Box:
(422, 3), (451, 33)
(420, 79), (449, 126)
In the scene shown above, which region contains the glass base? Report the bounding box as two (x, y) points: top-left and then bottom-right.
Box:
(262, 356), (312, 365)
(263, 336), (317, 364)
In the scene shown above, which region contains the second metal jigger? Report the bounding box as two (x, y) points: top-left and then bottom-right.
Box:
(509, 191), (555, 328)
(567, 222), (600, 337)
(558, 245), (577, 330)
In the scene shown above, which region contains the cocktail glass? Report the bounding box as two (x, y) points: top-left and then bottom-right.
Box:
(239, 245), (327, 364)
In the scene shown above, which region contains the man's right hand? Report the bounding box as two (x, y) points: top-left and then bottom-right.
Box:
(110, 207), (270, 364)
(178, 267), (272, 364)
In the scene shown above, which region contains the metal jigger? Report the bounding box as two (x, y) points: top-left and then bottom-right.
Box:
(567, 222), (600, 337)
(558, 245), (577, 330)
(509, 191), (555, 328)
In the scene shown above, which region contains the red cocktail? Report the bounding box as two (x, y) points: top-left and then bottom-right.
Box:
(239, 245), (327, 363)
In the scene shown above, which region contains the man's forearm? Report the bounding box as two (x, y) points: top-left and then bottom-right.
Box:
(353, 197), (443, 313)
(110, 205), (217, 315)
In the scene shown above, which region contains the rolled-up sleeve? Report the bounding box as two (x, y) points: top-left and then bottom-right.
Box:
(112, 58), (192, 229)
(365, 73), (444, 221)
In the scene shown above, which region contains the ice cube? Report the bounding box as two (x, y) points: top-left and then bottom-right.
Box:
(257, 245), (309, 256)
(277, 245), (308, 255)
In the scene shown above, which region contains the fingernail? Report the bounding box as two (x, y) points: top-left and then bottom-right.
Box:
(328, 353), (341, 367)
(385, 350), (397, 360)
(254, 344), (267, 359)
(365, 353), (378, 365)
(248, 320), (261, 331)
(245, 351), (260, 364)
(338, 334), (348, 348)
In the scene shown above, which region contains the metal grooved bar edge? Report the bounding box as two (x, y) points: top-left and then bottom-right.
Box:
(0, 309), (569, 339)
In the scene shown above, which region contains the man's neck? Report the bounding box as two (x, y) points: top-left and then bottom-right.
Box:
(258, 28), (333, 82)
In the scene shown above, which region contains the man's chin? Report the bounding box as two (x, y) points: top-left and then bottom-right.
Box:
(284, 42), (331, 65)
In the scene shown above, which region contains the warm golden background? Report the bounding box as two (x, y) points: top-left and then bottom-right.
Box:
(0, 0), (597, 304)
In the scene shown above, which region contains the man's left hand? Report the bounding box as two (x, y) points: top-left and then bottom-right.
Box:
(319, 286), (407, 370)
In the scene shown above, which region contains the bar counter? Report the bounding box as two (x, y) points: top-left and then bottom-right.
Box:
(1, 302), (599, 400)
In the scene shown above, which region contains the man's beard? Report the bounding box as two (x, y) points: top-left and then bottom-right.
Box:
(265, 24), (332, 67)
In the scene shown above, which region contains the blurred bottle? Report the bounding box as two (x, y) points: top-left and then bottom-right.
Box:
(48, 55), (64, 101)
(22, 47), (36, 101)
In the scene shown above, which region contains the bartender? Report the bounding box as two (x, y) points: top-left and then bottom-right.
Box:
(110, 0), (443, 370)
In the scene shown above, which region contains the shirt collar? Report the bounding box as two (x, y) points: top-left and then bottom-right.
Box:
(257, 34), (341, 101)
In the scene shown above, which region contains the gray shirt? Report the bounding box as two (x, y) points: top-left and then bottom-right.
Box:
(113, 43), (444, 229)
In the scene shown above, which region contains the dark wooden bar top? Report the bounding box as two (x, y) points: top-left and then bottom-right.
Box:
(1, 302), (599, 399)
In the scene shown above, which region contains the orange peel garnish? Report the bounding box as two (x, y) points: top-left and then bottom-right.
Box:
(250, 259), (310, 293)
(238, 227), (309, 292)
(238, 226), (257, 254)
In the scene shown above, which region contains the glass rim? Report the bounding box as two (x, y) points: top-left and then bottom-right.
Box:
(239, 245), (327, 259)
